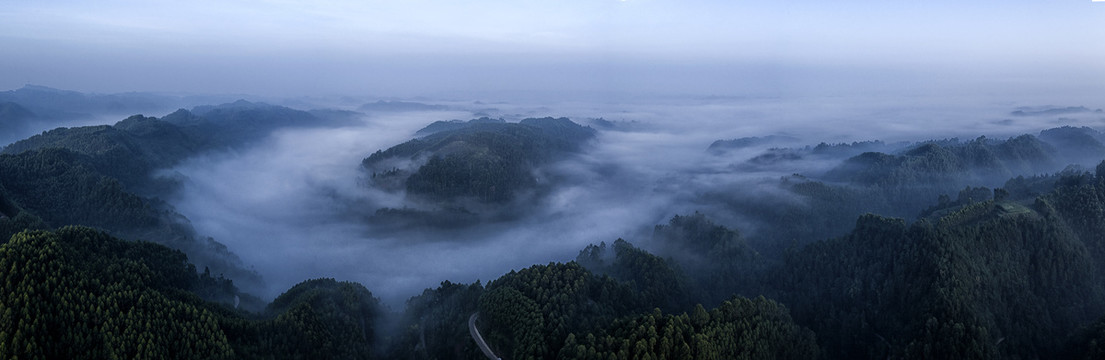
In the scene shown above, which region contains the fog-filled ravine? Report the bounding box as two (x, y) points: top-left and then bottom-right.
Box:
(150, 93), (1105, 306)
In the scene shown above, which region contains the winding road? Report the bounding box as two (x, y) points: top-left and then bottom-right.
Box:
(469, 313), (501, 360)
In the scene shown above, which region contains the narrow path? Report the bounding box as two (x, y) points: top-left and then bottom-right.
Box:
(469, 313), (501, 360)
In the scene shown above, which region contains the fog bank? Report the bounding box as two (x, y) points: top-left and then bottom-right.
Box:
(164, 93), (1105, 307)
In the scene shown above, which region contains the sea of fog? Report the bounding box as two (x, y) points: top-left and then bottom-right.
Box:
(163, 93), (1105, 308)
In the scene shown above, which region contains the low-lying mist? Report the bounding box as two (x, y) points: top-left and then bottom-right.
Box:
(161, 93), (1105, 308)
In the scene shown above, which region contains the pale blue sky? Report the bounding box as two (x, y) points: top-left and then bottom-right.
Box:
(1, 0), (1103, 98)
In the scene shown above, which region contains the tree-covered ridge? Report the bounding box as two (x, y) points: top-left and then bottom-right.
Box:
(250, 278), (383, 360)
(384, 280), (486, 359)
(824, 135), (1058, 187)
(477, 262), (641, 360)
(0, 227), (386, 360)
(0, 85), (214, 155)
(709, 136), (897, 159)
(703, 133), (1078, 257)
(6, 117), (178, 157)
(718, 128), (1087, 182)
(776, 195), (1104, 359)
(562, 194), (1105, 359)
(0, 147), (259, 293)
(1038, 163), (1105, 290)
(0, 148), (159, 232)
(2, 115), (200, 193)
(576, 239), (699, 313)
(561, 297), (819, 360)
(0, 227), (237, 359)
(475, 261), (819, 360)
(608, 162), (1105, 359)
(647, 213), (765, 304)
(1037, 126), (1105, 167)
(0, 182), (48, 243)
(364, 117), (595, 204)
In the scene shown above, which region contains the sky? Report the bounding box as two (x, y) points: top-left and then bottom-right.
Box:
(2, 0), (1103, 99)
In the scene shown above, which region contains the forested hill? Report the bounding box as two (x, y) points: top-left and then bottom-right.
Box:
(362, 117), (596, 226)
(824, 134), (1059, 186)
(777, 198), (1102, 358)
(699, 129), (1105, 259)
(0, 147), (260, 293)
(0, 227), (382, 359)
(2, 115), (201, 194)
(169, 99), (358, 146)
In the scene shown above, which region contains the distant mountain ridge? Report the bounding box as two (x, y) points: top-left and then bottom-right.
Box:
(0, 84), (184, 119)
(358, 100), (449, 112)
(0, 85), (226, 147)
(1011, 105), (1103, 117)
